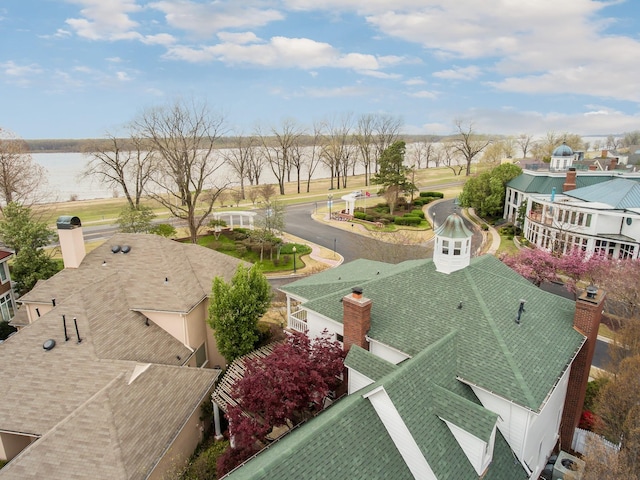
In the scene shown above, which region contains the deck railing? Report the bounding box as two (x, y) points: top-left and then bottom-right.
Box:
(288, 309), (308, 332)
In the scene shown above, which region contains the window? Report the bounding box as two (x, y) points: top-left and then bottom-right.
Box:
(0, 292), (14, 322)
(619, 244), (635, 259)
(442, 240), (449, 255)
(194, 343), (207, 368)
(0, 262), (8, 284)
(336, 333), (344, 343)
(585, 214), (592, 227)
(454, 241), (461, 256)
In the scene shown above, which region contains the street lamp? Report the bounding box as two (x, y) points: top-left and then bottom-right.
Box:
(292, 246), (297, 274)
(327, 194), (333, 220)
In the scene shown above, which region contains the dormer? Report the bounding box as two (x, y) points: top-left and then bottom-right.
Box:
(433, 213), (473, 274)
(433, 385), (498, 476)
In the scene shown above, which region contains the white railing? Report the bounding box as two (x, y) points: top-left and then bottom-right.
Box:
(288, 309), (308, 332)
(572, 427), (620, 455)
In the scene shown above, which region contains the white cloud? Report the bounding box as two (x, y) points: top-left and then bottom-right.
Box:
(217, 32), (261, 45)
(1, 61), (43, 86)
(299, 85), (370, 97)
(141, 33), (176, 46)
(150, 1), (283, 38)
(433, 65), (481, 80)
(404, 78), (426, 86)
(116, 71), (131, 81)
(65, 0), (141, 40)
(409, 90), (438, 99)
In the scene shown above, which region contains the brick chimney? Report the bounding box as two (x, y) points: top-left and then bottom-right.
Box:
(609, 158), (618, 171)
(601, 149), (607, 158)
(560, 285), (605, 450)
(563, 167), (577, 192)
(342, 287), (372, 353)
(588, 164), (597, 171)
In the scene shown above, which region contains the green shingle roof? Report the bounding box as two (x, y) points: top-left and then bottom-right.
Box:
(294, 255), (584, 411)
(344, 345), (398, 381)
(225, 331), (528, 480)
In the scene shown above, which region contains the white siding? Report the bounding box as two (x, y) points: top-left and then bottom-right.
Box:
(469, 386), (530, 460)
(369, 340), (411, 365)
(347, 368), (374, 394)
(364, 387), (437, 480)
(305, 311), (343, 340)
(523, 366), (572, 478)
(441, 419), (493, 475)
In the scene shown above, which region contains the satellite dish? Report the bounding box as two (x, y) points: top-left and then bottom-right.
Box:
(111, 245), (121, 254)
(121, 245), (131, 254)
(43, 339), (56, 351)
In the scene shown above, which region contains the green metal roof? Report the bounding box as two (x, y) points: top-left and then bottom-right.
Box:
(225, 331), (528, 480)
(434, 212), (473, 239)
(507, 171), (640, 194)
(565, 178), (640, 209)
(292, 255), (584, 411)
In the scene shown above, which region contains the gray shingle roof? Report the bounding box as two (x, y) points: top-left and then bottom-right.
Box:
(1, 234), (242, 479)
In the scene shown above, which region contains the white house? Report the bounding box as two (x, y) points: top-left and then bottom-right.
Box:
(224, 215), (602, 479)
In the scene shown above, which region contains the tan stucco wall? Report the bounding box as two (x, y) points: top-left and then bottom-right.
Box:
(0, 432), (35, 461)
(24, 303), (53, 324)
(184, 301), (207, 350)
(142, 310), (187, 345)
(206, 325), (227, 369)
(57, 228), (86, 269)
(147, 397), (208, 480)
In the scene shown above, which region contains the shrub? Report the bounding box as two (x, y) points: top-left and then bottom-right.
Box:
(364, 214), (375, 222)
(149, 223), (176, 238)
(412, 198), (424, 207)
(394, 216), (422, 226)
(481, 224), (489, 231)
(420, 191), (444, 198)
(354, 211), (367, 220)
(410, 209), (425, 219)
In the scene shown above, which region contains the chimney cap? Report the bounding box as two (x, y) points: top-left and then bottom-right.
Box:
(56, 216), (82, 230)
(586, 285), (598, 299)
(351, 286), (363, 295)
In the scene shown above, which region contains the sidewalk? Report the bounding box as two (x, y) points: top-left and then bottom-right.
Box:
(265, 232), (344, 278)
(465, 208), (501, 255)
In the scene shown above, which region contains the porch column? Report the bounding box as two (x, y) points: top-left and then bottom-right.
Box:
(213, 401), (224, 441)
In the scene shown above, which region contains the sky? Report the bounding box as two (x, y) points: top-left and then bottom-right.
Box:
(1, 0), (640, 140)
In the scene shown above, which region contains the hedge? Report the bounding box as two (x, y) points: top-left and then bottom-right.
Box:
(419, 191), (444, 198)
(394, 216), (422, 226)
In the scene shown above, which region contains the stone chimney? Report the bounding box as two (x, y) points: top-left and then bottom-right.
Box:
(560, 285), (605, 450)
(56, 216), (86, 269)
(563, 167), (577, 192)
(342, 287), (372, 353)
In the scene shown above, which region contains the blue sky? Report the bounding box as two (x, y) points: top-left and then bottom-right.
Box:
(1, 0), (640, 139)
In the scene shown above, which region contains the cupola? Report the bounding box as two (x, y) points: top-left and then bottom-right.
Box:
(433, 213), (473, 274)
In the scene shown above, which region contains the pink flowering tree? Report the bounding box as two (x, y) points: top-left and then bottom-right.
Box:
(501, 247), (559, 287)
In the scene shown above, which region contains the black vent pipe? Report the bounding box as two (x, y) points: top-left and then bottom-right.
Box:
(73, 317), (82, 344)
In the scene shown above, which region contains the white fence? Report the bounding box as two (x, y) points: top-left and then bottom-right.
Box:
(572, 427), (621, 455)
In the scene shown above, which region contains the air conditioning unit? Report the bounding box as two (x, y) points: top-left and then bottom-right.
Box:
(552, 451), (585, 480)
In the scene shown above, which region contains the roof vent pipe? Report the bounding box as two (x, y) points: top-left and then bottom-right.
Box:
(63, 315), (69, 342)
(52, 298), (56, 307)
(35, 307), (40, 317)
(515, 299), (526, 324)
(73, 317), (82, 344)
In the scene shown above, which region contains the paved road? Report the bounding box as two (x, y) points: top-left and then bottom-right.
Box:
(284, 202), (430, 264)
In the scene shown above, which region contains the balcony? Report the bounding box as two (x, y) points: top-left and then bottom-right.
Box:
(288, 308), (308, 333)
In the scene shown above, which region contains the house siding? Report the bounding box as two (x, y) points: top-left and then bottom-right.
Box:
(347, 368), (374, 394)
(369, 340), (411, 365)
(441, 420), (490, 475)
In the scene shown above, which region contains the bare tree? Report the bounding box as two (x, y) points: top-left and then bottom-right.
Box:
(82, 132), (154, 208)
(0, 128), (48, 208)
(516, 133), (534, 158)
(320, 113), (355, 190)
(373, 114), (403, 174)
(440, 141), (465, 176)
(304, 121), (324, 193)
(132, 98), (229, 243)
(256, 119), (305, 195)
(410, 141), (436, 169)
(355, 114), (375, 185)
(451, 119), (492, 176)
(223, 133), (257, 199)
(258, 184), (277, 204)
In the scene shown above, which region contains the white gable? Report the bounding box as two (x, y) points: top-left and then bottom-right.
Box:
(440, 418), (496, 475)
(363, 386), (437, 480)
